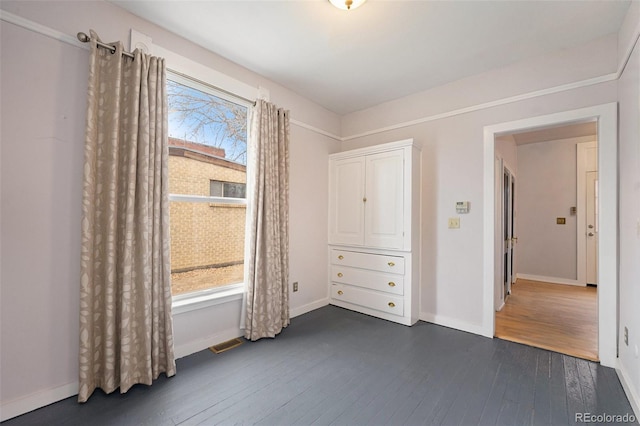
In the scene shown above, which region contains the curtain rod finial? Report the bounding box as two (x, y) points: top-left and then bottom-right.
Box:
(77, 32), (90, 43)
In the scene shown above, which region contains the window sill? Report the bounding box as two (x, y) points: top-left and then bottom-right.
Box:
(208, 203), (247, 209)
(172, 283), (244, 315)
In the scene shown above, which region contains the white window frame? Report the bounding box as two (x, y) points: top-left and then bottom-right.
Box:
(131, 29), (264, 313)
(167, 72), (250, 312)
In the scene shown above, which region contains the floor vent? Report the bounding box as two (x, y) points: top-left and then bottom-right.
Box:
(209, 338), (243, 354)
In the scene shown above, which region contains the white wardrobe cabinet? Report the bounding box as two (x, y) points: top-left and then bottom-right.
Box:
(329, 149), (404, 249)
(328, 139), (420, 326)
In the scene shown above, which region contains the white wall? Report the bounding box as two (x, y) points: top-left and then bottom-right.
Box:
(2, 0), (638, 420)
(341, 33), (617, 140)
(0, 21), (86, 410)
(516, 136), (595, 281)
(617, 0), (640, 416)
(0, 0), (340, 419)
(495, 135), (517, 173)
(340, 35), (618, 335)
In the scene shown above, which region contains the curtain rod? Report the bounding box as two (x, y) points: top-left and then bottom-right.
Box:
(77, 31), (134, 59)
(76, 30), (256, 106)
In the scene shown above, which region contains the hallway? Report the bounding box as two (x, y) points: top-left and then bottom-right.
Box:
(495, 279), (598, 361)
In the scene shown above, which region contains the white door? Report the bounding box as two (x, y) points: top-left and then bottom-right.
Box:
(364, 150), (404, 249)
(586, 171), (598, 285)
(329, 157), (366, 246)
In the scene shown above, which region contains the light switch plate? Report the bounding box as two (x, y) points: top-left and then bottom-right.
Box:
(448, 217), (460, 229)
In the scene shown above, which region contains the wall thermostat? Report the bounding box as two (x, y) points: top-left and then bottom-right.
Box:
(456, 201), (470, 214)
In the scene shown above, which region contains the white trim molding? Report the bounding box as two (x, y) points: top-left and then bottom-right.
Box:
(342, 11), (639, 143)
(172, 285), (244, 315)
(617, 6), (640, 81)
(0, 11), (339, 143)
(0, 382), (79, 422)
(420, 312), (489, 338)
(617, 363), (640, 420)
(3, 9), (637, 146)
(130, 29), (261, 104)
(516, 273), (584, 287)
(174, 327), (243, 359)
(342, 73), (617, 141)
(483, 103), (618, 368)
(0, 9), (85, 50)
(290, 298), (330, 319)
(290, 119), (341, 141)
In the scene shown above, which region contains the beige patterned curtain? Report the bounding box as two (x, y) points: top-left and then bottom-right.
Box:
(78, 31), (175, 403)
(244, 100), (290, 341)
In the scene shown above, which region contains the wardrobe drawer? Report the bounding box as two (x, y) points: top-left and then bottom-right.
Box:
(330, 265), (404, 295)
(330, 249), (405, 274)
(331, 284), (404, 317)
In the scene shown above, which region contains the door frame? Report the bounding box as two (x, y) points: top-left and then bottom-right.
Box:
(498, 160), (517, 306)
(482, 103), (618, 367)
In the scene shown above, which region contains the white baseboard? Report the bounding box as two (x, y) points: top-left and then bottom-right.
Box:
(175, 297), (329, 358)
(1, 382), (79, 422)
(420, 312), (490, 338)
(616, 362), (640, 422)
(174, 326), (243, 359)
(516, 273), (585, 287)
(0, 299), (329, 422)
(0, 331), (244, 422)
(290, 297), (329, 319)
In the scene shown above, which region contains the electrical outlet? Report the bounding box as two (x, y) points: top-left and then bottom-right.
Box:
(624, 326), (629, 346)
(448, 217), (460, 229)
(293, 281), (299, 292)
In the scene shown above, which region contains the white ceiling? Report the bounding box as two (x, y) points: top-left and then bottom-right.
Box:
(112, 0), (631, 115)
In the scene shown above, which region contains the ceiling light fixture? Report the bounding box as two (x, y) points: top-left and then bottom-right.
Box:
(329, 0), (367, 11)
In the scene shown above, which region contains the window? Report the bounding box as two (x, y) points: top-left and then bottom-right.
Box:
(210, 180), (246, 199)
(167, 74), (250, 297)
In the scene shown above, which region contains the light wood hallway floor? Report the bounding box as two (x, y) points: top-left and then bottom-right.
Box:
(495, 279), (598, 361)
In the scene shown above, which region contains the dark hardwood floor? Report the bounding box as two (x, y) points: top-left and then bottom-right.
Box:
(3, 306), (634, 425)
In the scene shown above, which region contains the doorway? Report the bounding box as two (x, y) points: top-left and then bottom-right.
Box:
(482, 103), (618, 368)
(494, 123), (599, 360)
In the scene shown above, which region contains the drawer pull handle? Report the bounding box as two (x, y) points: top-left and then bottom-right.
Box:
(337, 273), (343, 277)
(338, 255), (344, 260)
(388, 302), (396, 308)
(337, 290), (344, 295)
(388, 282), (396, 287)
(388, 262), (395, 267)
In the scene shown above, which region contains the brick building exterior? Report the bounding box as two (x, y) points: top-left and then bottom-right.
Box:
(168, 138), (246, 293)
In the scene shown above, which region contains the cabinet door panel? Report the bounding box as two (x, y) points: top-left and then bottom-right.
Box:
(329, 157), (365, 245)
(365, 150), (404, 249)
